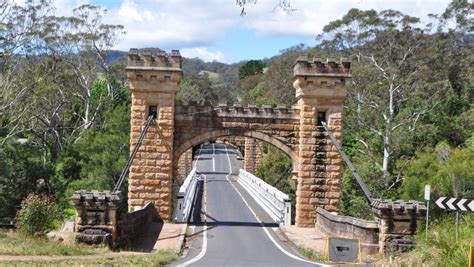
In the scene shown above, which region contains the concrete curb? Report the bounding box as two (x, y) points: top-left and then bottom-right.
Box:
(275, 226), (306, 255)
(175, 223), (188, 253)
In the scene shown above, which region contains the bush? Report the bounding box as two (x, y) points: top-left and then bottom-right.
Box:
(16, 194), (60, 237)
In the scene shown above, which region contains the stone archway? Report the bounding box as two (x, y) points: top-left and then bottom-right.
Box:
(126, 48), (350, 227)
(173, 130), (298, 170)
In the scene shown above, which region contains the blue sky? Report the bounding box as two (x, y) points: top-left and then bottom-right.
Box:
(49, 0), (451, 63)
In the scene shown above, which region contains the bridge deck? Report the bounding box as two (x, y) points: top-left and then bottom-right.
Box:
(173, 144), (322, 267)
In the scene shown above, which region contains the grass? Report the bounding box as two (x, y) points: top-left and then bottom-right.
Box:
(384, 213), (474, 266)
(0, 250), (177, 266)
(298, 246), (325, 262)
(199, 70), (220, 81)
(414, 213), (474, 266)
(0, 229), (108, 256)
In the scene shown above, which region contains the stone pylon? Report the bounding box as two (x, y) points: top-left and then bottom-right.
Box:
(243, 138), (264, 174)
(126, 49), (182, 220)
(177, 148), (193, 181)
(293, 57), (351, 227)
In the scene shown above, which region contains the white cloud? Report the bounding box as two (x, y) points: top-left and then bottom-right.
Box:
(243, 0), (451, 38)
(181, 47), (226, 62)
(105, 0), (240, 54)
(15, 0), (452, 62)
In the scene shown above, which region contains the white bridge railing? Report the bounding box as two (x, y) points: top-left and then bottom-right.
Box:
(238, 169), (291, 226)
(174, 168), (200, 223)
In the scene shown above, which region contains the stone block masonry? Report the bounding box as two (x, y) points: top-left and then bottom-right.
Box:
(126, 48), (351, 227)
(72, 189), (161, 247)
(126, 48), (182, 220)
(72, 48), (426, 248)
(294, 57), (350, 227)
(243, 137), (264, 174)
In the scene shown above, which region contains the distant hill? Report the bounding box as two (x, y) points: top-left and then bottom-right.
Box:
(105, 51), (244, 91)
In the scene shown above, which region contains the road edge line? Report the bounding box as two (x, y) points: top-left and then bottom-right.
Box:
(224, 146), (327, 266)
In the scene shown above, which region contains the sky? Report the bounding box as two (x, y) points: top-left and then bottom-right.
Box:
(41, 0), (451, 63)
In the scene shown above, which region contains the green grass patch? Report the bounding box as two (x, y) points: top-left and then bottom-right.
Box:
(0, 250), (177, 266)
(0, 229), (108, 256)
(298, 246), (325, 262)
(200, 70), (220, 81)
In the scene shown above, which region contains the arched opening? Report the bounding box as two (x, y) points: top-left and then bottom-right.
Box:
(172, 130), (297, 224)
(173, 129), (298, 170)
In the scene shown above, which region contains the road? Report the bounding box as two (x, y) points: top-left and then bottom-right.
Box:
(173, 143), (324, 267)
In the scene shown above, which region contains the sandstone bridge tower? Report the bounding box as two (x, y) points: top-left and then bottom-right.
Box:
(125, 49), (351, 226)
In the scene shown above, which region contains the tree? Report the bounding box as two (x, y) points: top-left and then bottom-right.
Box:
(402, 144), (474, 201)
(255, 147), (295, 222)
(238, 60), (265, 80)
(0, 1), (125, 158)
(319, 9), (446, 186)
(236, 0), (293, 15)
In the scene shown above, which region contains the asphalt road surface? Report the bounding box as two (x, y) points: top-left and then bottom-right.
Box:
(173, 143), (326, 267)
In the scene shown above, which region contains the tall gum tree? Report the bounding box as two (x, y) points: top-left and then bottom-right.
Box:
(318, 9), (443, 186)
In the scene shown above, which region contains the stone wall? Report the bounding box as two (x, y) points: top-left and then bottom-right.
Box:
(316, 199), (427, 254)
(72, 189), (160, 248)
(372, 199), (426, 253)
(316, 208), (379, 254)
(115, 202), (160, 247)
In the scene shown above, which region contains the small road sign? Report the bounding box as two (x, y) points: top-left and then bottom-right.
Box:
(424, 185), (430, 200)
(435, 197), (474, 211)
(325, 237), (360, 263)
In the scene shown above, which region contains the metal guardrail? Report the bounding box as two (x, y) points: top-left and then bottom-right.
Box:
(174, 168), (200, 223)
(238, 169), (291, 225)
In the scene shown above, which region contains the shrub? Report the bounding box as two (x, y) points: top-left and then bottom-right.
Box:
(16, 194), (60, 237)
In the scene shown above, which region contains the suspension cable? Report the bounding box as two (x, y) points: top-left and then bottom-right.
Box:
(321, 121), (373, 204)
(113, 115), (155, 192)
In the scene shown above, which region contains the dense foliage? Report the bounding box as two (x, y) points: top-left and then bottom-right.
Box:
(255, 147), (295, 223)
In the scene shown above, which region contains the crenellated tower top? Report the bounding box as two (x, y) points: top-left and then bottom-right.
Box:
(127, 48), (182, 70)
(294, 56), (351, 77)
(293, 57), (351, 102)
(126, 48), (183, 91)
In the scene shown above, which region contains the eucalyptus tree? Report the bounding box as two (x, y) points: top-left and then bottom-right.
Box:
(0, 0), (54, 139)
(0, 1), (125, 158)
(318, 9), (446, 187)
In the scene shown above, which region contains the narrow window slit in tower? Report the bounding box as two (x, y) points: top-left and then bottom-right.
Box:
(317, 112), (326, 126)
(149, 106), (158, 119)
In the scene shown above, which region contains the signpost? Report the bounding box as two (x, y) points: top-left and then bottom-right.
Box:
(424, 185), (430, 240)
(325, 237), (360, 263)
(435, 197), (474, 241)
(469, 241), (473, 267)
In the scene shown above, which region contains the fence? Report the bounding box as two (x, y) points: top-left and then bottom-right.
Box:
(174, 168), (200, 223)
(238, 169), (291, 225)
